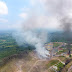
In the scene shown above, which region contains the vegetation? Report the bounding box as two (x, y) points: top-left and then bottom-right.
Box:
(50, 32), (66, 42)
(56, 62), (64, 71)
(56, 49), (68, 55)
(0, 31), (34, 61)
(46, 60), (59, 68)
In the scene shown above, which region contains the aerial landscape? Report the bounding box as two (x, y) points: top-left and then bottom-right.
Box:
(0, 0), (72, 72)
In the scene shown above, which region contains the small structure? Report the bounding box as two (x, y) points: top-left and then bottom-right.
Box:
(45, 42), (53, 51)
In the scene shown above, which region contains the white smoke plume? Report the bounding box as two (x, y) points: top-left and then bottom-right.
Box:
(13, 30), (49, 58)
(13, 0), (72, 58)
(13, 16), (50, 58)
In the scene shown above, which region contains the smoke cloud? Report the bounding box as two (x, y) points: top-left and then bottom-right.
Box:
(40, 0), (72, 17)
(13, 30), (49, 58)
(41, 0), (72, 55)
(60, 17), (72, 55)
(13, 16), (50, 58)
(13, 0), (72, 58)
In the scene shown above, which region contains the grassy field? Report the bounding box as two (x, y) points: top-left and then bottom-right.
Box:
(56, 62), (64, 71)
(46, 60), (59, 68)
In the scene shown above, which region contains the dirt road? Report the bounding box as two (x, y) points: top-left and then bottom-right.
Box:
(28, 59), (46, 72)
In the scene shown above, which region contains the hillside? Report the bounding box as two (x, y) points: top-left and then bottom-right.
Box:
(0, 31), (72, 72)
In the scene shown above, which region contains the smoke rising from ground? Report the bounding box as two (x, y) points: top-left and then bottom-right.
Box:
(13, 0), (72, 58)
(13, 16), (50, 58)
(13, 30), (49, 58)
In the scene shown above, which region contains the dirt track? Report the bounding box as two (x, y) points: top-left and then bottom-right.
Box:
(28, 59), (47, 72)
